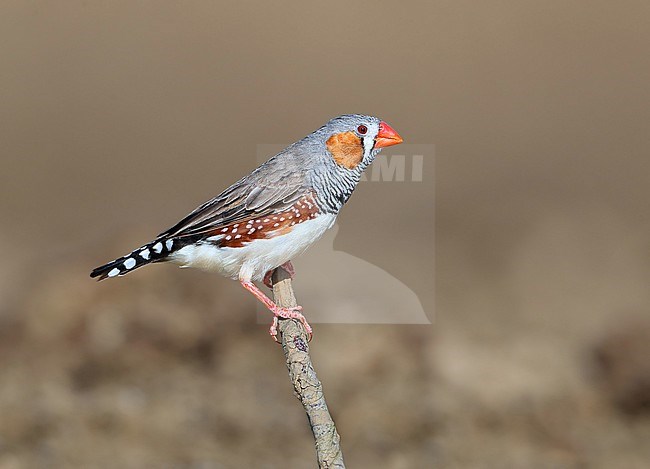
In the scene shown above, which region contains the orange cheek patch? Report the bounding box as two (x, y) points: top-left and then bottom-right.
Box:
(326, 132), (364, 169)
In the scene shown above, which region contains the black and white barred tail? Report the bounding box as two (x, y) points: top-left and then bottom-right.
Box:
(90, 238), (176, 280)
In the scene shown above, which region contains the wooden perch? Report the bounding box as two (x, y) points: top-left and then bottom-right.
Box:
(271, 267), (346, 469)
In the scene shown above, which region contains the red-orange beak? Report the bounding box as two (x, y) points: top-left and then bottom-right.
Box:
(374, 121), (404, 148)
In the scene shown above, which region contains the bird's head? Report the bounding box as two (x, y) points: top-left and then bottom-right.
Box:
(318, 114), (403, 170)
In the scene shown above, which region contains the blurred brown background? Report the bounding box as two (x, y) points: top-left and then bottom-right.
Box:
(1, 1), (649, 468)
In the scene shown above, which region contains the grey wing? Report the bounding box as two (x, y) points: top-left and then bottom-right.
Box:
(158, 162), (308, 239)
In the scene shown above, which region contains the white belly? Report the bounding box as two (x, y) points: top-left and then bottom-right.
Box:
(169, 214), (336, 282)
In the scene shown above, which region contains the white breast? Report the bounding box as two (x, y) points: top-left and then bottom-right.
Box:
(169, 214), (336, 282)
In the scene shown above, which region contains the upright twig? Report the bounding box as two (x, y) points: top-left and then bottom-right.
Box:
(271, 267), (346, 469)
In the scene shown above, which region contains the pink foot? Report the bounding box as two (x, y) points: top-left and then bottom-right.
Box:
(240, 278), (312, 343)
(263, 261), (295, 288)
(268, 304), (313, 343)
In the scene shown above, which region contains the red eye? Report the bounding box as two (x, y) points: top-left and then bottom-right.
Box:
(357, 125), (368, 135)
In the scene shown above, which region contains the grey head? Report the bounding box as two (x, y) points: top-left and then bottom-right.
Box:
(290, 114), (402, 172)
(289, 114), (404, 212)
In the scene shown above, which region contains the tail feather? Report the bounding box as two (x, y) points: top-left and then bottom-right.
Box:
(90, 238), (177, 280)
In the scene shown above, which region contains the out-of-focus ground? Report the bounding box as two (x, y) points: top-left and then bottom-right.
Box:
(1, 2), (649, 468)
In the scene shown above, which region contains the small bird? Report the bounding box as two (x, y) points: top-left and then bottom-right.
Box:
(91, 114), (403, 340)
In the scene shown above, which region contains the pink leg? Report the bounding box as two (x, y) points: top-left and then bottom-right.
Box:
(240, 279), (312, 342)
(263, 261), (295, 288)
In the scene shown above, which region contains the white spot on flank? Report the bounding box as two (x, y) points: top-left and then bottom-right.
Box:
(153, 242), (163, 253)
(231, 228), (237, 233)
(165, 239), (173, 250)
(246, 224), (252, 229)
(108, 268), (120, 277)
(263, 219), (269, 222)
(248, 229), (255, 234)
(123, 258), (136, 269)
(233, 224), (239, 228)
(225, 235), (232, 240)
(273, 223), (279, 227)
(257, 225), (263, 229)
(279, 217), (285, 221)
(140, 248), (150, 260)
(272, 216), (278, 220)
(235, 234), (241, 239)
(221, 227), (228, 233)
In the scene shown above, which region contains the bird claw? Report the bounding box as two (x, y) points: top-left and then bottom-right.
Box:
(268, 305), (313, 343)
